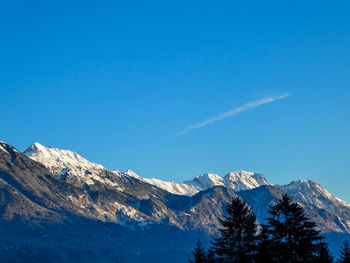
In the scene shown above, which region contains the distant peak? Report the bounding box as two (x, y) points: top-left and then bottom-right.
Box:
(237, 170), (254, 174)
(24, 142), (47, 153)
(297, 179), (309, 183)
(196, 173), (221, 179)
(0, 141), (9, 153)
(288, 179), (314, 185)
(125, 169), (141, 179)
(33, 142), (44, 147)
(279, 180), (324, 195)
(225, 171), (256, 178)
(125, 169), (139, 177)
(223, 170), (271, 191)
(23, 142), (105, 175)
(193, 173), (224, 188)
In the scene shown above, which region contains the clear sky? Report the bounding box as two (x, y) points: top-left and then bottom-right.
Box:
(1, 1), (350, 201)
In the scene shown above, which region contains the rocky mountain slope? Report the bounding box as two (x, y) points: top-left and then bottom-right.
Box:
(1, 141), (350, 262)
(23, 143), (272, 197)
(279, 180), (350, 233)
(21, 142), (350, 234)
(2, 142), (242, 232)
(23, 142), (350, 233)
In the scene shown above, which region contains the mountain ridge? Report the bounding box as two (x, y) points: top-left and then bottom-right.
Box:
(24, 142), (272, 196)
(1, 140), (350, 262)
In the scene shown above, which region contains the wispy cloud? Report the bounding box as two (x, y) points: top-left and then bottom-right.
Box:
(177, 93), (290, 135)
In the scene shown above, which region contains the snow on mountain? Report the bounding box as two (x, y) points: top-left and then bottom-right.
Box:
(23, 143), (124, 188)
(142, 171), (270, 196)
(23, 143), (271, 196)
(3, 140), (350, 261)
(278, 180), (350, 233)
(24, 142), (104, 174)
(124, 170), (200, 196)
(124, 169), (142, 180)
(17, 142), (350, 234)
(144, 178), (200, 196)
(22, 142), (350, 234)
(0, 142), (8, 154)
(224, 171), (271, 191)
(140, 173), (222, 196)
(0, 141), (19, 155)
(123, 170), (200, 196)
(279, 180), (350, 217)
(191, 173), (225, 188)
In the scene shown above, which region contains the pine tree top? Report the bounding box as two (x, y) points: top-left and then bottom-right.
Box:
(339, 240), (350, 263)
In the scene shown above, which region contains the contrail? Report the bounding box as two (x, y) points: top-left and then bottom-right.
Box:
(177, 93), (290, 135)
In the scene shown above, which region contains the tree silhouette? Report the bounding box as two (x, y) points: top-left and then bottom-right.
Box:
(211, 197), (258, 262)
(206, 248), (216, 263)
(313, 242), (333, 263)
(265, 194), (324, 262)
(338, 240), (350, 263)
(189, 193), (335, 263)
(255, 225), (274, 263)
(190, 239), (207, 263)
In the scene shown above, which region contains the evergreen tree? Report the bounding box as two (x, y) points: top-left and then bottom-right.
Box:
(206, 248), (216, 263)
(255, 225), (274, 263)
(211, 197), (258, 262)
(338, 240), (350, 263)
(190, 239), (207, 263)
(313, 242), (333, 263)
(265, 194), (324, 263)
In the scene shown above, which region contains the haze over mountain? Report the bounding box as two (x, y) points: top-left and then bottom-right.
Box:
(0, 140), (350, 262)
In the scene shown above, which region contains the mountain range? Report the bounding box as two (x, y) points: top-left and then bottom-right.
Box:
(0, 141), (349, 262)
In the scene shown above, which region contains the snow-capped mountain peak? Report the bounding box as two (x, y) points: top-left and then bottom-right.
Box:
(24, 142), (105, 175)
(279, 179), (350, 232)
(142, 171), (271, 196)
(23, 142), (123, 187)
(22, 143), (271, 196)
(2, 140), (350, 260)
(17, 141), (350, 235)
(192, 173), (225, 188)
(224, 171), (271, 191)
(124, 170), (142, 180)
(0, 141), (8, 154)
(280, 179), (350, 208)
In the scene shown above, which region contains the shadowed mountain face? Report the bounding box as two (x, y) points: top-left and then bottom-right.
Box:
(0, 141), (238, 262)
(1, 141), (350, 262)
(0, 142), (239, 233)
(238, 184), (350, 235)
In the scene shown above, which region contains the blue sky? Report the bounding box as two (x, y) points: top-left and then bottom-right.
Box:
(1, 1), (350, 201)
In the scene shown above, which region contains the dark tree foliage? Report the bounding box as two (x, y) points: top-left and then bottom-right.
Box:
(313, 242), (333, 263)
(338, 240), (350, 263)
(206, 248), (216, 263)
(255, 225), (274, 263)
(190, 239), (207, 263)
(211, 197), (258, 262)
(265, 194), (324, 263)
(189, 194), (337, 263)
